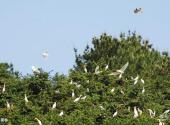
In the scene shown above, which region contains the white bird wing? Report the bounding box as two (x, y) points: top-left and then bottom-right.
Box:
(119, 62), (129, 73)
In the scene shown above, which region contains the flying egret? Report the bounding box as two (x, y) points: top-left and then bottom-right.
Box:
(109, 62), (129, 78)
(110, 87), (115, 93)
(74, 95), (82, 102)
(72, 90), (75, 98)
(137, 108), (142, 115)
(134, 106), (139, 118)
(2, 83), (5, 93)
(134, 8), (143, 14)
(81, 96), (87, 100)
(24, 94), (29, 103)
(113, 110), (118, 117)
(42, 51), (49, 59)
(35, 118), (42, 125)
(147, 109), (156, 118)
(142, 87), (145, 94)
(59, 110), (64, 116)
(32, 66), (40, 74)
(52, 102), (56, 109)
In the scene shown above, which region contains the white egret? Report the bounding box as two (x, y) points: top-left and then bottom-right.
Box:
(99, 105), (105, 110)
(52, 102), (56, 109)
(109, 62), (129, 78)
(113, 110), (118, 117)
(110, 87), (115, 93)
(35, 118), (42, 125)
(32, 66), (40, 74)
(74, 95), (82, 102)
(6, 101), (10, 110)
(24, 94), (29, 103)
(137, 108), (142, 115)
(72, 90), (75, 98)
(59, 110), (64, 116)
(95, 66), (102, 74)
(2, 83), (5, 93)
(147, 109), (156, 118)
(81, 96), (87, 100)
(158, 119), (164, 125)
(120, 89), (125, 95)
(84, 65), (87, 73)
(141, 79), (145, 84)
(105, 64), (109, 71)
(134, 106), (139, 118)
(86, 88), (90, 92)
(133, 75), (139, 85)
(70, 80), (73, 85)
(142, 87), (145, 94)
(42, 51), (49, 59)
(55, 90), (60, 94)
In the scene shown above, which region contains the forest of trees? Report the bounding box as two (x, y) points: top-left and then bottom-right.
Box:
(0, 32), (170, 125)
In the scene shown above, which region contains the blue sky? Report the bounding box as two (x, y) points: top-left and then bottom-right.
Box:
(0, 0), (169, 75)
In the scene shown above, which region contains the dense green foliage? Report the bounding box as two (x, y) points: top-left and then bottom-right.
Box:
(0, 33), (170, 125)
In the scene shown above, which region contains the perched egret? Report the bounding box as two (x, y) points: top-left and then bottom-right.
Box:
(6, 101), (11, 110)
(35, 118), (42, 125)
(70, 80), (73, 85)
(99, 105), (105, 110)
(81, 96), (87, 100)
(163, 109), (170, 114)
(133, 75), (139, 85)
(142, 87), (145, 94)
(84, 65), (87, 73)
(147, 109), (156, 118)
(105, 64), (109, 71)
(158, 119), (164, 125)
(42, 51), (49, 59)
(52, 102), (56, 109)
(74, 95), (82, 102)
(134, 106), (139, 118)
(120, 89), (125, 95)
(72, 90), (75, 98)
(137, 108), (143, 115)
(55, 90), (60, 94)
(95, 66), (102, 74)
(86, 88), (90, 92)
(160, 110), (170, 119)
(134, 8), (143, 14)
(110, 87), (115, 93)
(0, 118), (8, 123)
(24, 94), (29, 103)
(141, 79), (145, 84)
(76, 84), (81, 88)
(113, 110), (118, 117)
(32, 66), (40, 74)
(109, 62), (129, 78)
(59, 110), (64, 116)
(2, 83), (5, 93)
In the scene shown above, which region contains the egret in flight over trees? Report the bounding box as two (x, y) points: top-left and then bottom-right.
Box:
(42, 51), (49, 59)
(109, 62), (129, 78)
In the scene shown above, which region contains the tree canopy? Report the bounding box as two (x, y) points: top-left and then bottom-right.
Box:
(0, 33), (170, 125)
